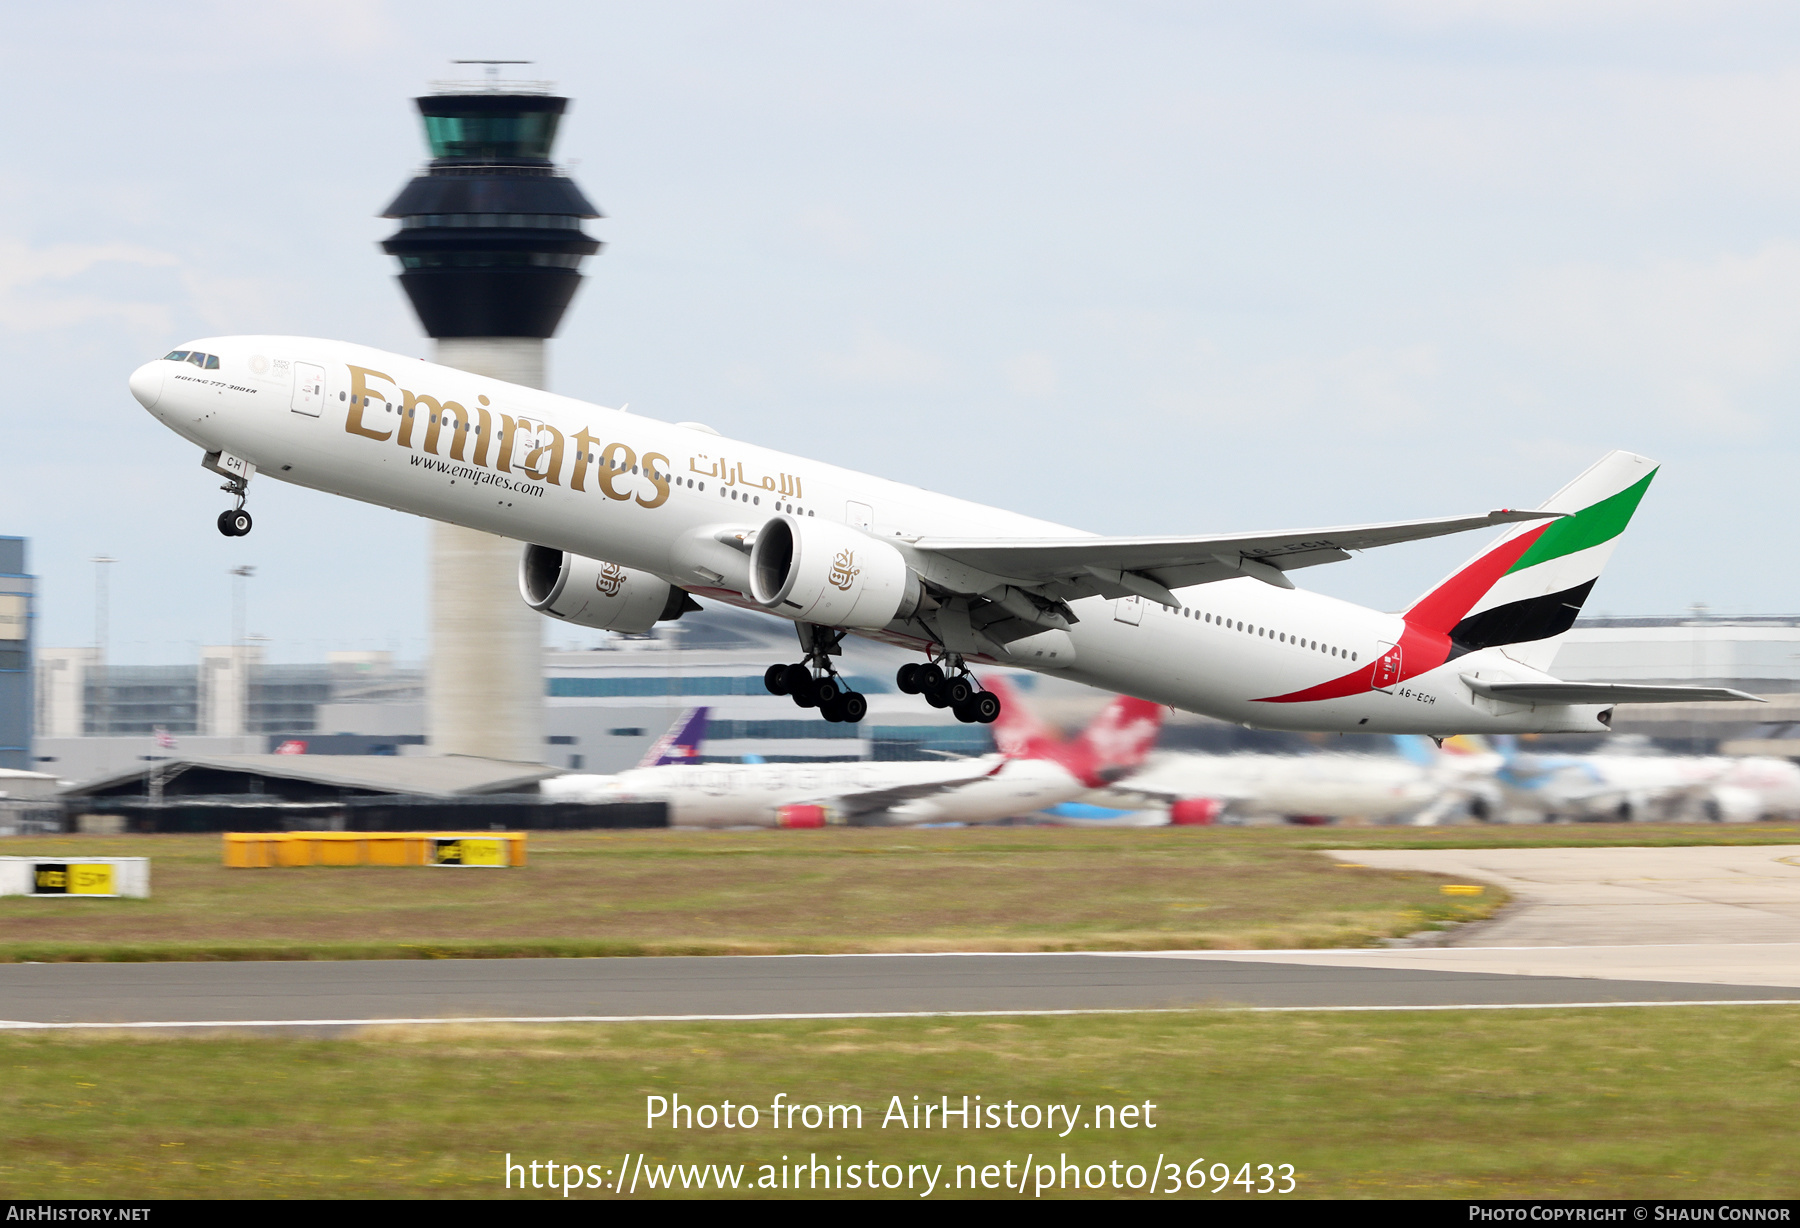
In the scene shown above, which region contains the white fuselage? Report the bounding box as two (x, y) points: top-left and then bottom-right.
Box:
(543, 756), (1082, 827)
(130, 337), (1613, 736)
(1101, 751), (1447, 820)
(1498, 754), (1800, 822)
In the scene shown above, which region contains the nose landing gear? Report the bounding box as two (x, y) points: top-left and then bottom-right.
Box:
(216, 480), (252, 537)
(202, 451), (255, 537)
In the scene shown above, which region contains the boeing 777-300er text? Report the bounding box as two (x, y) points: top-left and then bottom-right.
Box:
(129, 339), (1760, 736)
(543, 687), (1161, 827)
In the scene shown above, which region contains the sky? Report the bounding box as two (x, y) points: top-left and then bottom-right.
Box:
(9, 1), (1800, 663)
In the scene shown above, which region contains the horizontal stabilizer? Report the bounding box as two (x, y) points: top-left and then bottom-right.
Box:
(1462, 678), (1764, 706)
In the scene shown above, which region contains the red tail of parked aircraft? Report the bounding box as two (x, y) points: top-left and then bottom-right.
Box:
(982, 676), (1164, 788)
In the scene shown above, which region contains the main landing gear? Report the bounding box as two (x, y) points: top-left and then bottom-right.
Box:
(897, 655), (1001, 724)
(216, 476), (252, 537)
(764, 625), (869, 723)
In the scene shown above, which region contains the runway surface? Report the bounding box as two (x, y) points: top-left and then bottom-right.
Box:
(10, 845), (1800, 1031)
(2, 951), (1796, 1030)
(1334, 844), (1800, 946)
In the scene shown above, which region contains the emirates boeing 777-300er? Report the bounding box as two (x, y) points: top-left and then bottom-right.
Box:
(129, 339), (1758, 735)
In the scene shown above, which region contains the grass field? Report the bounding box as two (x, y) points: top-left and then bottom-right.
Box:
(5, 822), (1795, 962)
(0, 828), (1514, 961)
(3, 1006), (1796, 1199)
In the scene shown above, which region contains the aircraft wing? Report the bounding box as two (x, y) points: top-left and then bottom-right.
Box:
(792, 756), (1006, 817)
(1094, 781), (1248, 805)
(908, 508), (1560, 602)
(1464, 679), (1764, 706)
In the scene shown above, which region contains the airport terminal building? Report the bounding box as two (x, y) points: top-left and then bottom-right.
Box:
(30, 607), (1800, 785)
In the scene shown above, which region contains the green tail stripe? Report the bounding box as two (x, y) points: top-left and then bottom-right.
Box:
(1504, 469), (1656, 576)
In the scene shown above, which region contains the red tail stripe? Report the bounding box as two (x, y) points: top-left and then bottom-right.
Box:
(1404, 522), (1548, 634)
(1255, 623), (1454, 705)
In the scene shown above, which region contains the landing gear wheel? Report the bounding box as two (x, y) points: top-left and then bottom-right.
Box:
(943, 676), (974, 707)
(812, 676), (844, 708)
(782, 663), (813, 698)
(820, 697), (845, 722)
(969, 691), (1001, 724)
(764, 664), (791, 695)
(916, 663), (945, 691)
(217, 509), (251, 537)
(896, 662), (922, 694)
(953, 698), (980, 723)
(838, 691), (868, 723)
(923, 686), (948, 709)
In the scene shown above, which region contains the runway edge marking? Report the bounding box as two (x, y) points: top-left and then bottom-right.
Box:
(4, 999), (1800, 1030)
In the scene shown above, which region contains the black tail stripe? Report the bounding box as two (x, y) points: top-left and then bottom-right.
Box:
(1447, 579), (1597, 659)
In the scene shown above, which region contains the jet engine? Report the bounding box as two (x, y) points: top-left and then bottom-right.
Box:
(1701, 786), (1762, 824)
(748, 514), (924, 628)
(519, 544), (700, 634)
(1168, 798), (1223, 826)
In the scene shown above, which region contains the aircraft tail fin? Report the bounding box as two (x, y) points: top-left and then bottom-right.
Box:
(981, 675), (1061, 758)
(1067, 694), (1165, 785)
(979, 675), (1163, 787)
(1405, 451), (1656, 671)
(638, 706), (709, 767)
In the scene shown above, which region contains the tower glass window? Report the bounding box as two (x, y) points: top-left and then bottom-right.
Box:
(423, 111), (561, 162)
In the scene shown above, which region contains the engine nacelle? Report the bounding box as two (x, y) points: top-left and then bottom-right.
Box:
(519, 544), (698, 634)
(1168, 798), (1222, 826)
(748, 514), (921, 628)
(776, 804), (829, 829)
(1703, 786), (1762, 824)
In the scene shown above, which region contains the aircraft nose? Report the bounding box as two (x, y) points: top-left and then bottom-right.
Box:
(128, 361), (164, 410)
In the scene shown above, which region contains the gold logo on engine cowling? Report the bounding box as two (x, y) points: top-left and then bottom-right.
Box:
(596, 562), (627, 598)
(828, 549), (860, 591)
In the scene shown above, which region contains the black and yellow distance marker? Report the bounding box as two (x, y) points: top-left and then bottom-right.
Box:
(32, 863), (119, 896)
(428, 838), (509, 868)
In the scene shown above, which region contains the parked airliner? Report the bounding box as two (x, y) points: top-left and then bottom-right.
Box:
(542, 689), (1161, 826)
(129, 340), (1758, 736)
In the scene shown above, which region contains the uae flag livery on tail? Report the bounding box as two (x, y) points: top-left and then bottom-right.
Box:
(1413, 451), (1655, 671)
(1259, 452), (1658, 704)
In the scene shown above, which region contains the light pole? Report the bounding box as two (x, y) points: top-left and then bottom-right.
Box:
(90, 555), (115, 736)
(231, 566), (254, 746)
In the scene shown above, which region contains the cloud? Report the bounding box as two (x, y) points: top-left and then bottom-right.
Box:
(817, 327), (946, 387)
(208, 0), (398, 57)
(0, 240), (178, 334)
(1496, 241), (1800, 432)
(1003, 351), (1059, 399)
(796, 207), (870, 258)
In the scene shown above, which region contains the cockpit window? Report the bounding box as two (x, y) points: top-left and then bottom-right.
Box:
(186, 353), (206, 368)
(203, 355), (219, 370)
(164, 351), (189, 362)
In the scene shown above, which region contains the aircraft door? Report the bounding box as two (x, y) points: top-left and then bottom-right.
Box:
(1372, 642), (1402, 691)
(291, 363), (326, 416)
(1113, 595), (1143, 626)
(847, 501), (873, 531)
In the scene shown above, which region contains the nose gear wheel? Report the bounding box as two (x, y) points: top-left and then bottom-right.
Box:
(216, 475), (252, 537)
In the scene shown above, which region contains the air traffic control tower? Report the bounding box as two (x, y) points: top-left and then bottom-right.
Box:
(380, 66), (602, 762)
